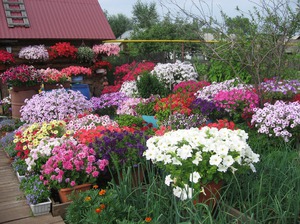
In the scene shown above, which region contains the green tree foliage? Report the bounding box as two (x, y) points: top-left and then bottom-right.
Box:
(107, 13), (133, 39)
(132, 0), (159, 29)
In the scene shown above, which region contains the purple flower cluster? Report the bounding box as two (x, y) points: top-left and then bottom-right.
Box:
(90, 130), (149, 170)
(190, 98), (227, 120)
(90, 92), (129, 110)
(162, 113), (207, 130)
(251, 101), (300, 142)
(260, 79), (300, 101)
(20, 89), (93, 123)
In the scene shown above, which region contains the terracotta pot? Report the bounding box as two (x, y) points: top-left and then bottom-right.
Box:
(193, 181), (223, 208)
(12, 84), (41, 92)
(43, 82), (71, 90)
(58, 183), (92, 203)
(10, 89), (39, 119)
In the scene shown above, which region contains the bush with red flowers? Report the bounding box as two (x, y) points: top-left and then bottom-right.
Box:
(0, 50), (15, 65)
(48, 42), (78, 60)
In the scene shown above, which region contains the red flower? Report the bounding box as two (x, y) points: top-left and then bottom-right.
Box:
(0, 50), (15, 64)
(48, 42), (77, 60)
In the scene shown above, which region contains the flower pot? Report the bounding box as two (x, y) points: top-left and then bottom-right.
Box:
(58, 183), (92, 203)
(193, 181), (223, 208)
(16, 171), (25, 183)
(142, 115), (158, 128)
(95, 68), (106, 74)
(71, 75), (83, 83)
(29, 197), (51, 216)
(12, 84), (41, 92)
(10, 89), (39, 119)
(71, 83), (91, 99)
(44, 82), (71, 91)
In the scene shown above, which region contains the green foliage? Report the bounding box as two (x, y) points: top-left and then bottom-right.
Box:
(136, 72), (170, 98)
(77, 46), (94, 64)
(3, 142), (17, 158)
(107, 13), (133, 39)
(11, 157), (27, 175)
(135, 101), (156, 116)
(132, 0), (159, 29)
(115, 114), (144, 128)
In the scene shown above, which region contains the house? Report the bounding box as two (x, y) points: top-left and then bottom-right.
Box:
(0, 0), (115, 102)
(0, 0), (115, 65)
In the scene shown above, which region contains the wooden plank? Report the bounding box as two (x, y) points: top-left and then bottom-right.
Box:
(51, 198), (72, 218)
(0, 206), (31, 223)
(3, 214), (65, 224)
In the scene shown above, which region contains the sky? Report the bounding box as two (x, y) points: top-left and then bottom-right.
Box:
(98, 0), (259, 20)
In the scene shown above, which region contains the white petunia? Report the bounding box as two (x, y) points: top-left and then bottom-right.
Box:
(165, 175), (174, 186)
(209, 154), (222, 166)
(189, 171), (201, 183)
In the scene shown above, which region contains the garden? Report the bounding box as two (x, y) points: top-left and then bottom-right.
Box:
(0, 40), (299, 223)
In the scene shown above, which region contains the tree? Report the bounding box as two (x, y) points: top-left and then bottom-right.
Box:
(106, 13), (133, 39)
(132, 0), (159, 28)
(163, 0), (300, 103)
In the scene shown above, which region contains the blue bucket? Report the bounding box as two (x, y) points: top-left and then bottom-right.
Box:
(142, 115), (158, 128)
(71, 84), (90, 99)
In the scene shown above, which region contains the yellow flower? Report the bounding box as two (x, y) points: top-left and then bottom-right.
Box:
(85, 196), (91, 201)
(52, 130), (58, 134)
(23, 146), (27, 150)
(13, 139), (18, 143)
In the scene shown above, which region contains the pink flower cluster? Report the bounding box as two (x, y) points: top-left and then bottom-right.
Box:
(61, 66), (92, 77)
(40, 141), (109, 189)
(92, 43), (120, 56)
(213, 88), (259, 114)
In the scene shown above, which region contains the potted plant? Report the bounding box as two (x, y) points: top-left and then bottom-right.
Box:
(135, 95), (160, 128)
(90, 92), (129, 118)
(20, 88), (93, 123)
(48, 42), (77, 60)
(20, 175), (51, 216)
(38, 68), (71, 90)
(0, 64), (41, 90)
(144, 126), (260, 203)
(77, 46), (95, 64)
(90, 127), (149, 185)
(92, 43), (120, 58)
(91, 60), (112, 74)
(12, 156), (27, 182)
(40, 140), (109, 203)
(0, 49), (15, 69)
(151, 61), (199, 90)
(18, 45), (49, 62)
(251, 100), (300, 144)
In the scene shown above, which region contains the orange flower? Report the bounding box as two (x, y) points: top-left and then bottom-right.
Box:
(99, 204), (105, 210)
(145, 217), (152, 222)
(84, 196), (91, 201)
(93, 184), (99, 189)
(95, 208), (102, 213)
(99, 189), (106, 196)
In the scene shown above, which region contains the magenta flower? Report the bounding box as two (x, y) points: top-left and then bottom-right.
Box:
(40, 140), (109, 190)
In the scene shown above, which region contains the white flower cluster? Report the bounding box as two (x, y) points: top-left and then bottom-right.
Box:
(151, 60), (198, 90)
(144, 127), (260, 200)
(18, 45), (49, 61)
(25, 137), (77, 172)
(119, 80), (139, 97)
(195, 78), (250, 101)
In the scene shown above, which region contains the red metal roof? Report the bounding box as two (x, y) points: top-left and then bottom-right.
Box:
(0, 0), (115, 40)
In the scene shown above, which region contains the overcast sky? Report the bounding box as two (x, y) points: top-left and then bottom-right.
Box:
(98, 0), (259, 20)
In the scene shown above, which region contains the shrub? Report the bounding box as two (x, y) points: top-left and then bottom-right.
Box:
(115, 114), (144, 128)
(77, 46), (95, 64)
(136, 71), (170, 98)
